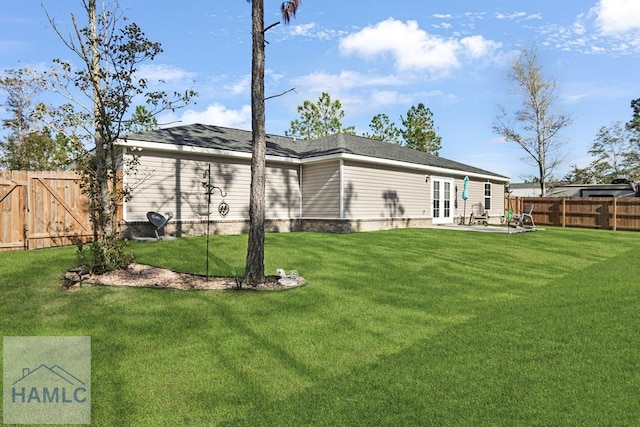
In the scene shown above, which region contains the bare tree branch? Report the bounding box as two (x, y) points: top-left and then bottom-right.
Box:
(264, 87), (296, 101)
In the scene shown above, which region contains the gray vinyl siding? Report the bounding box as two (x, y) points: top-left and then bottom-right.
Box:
(456, 179), (504, 216)
(124, 151), (301, 221)
(343, 161), (429, 219)
(486, 180), (505, 215)
(265, 163), (301, 219)
(302, 161), (340, 218)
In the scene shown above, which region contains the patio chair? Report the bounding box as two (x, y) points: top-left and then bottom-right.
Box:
(508, 204), (535, 228)
(468, 202), (489, 226)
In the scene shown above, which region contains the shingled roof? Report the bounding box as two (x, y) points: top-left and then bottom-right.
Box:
(125, 123), (508, 180)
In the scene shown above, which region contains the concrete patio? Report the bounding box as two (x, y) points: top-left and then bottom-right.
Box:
(428, 224), (543, 233)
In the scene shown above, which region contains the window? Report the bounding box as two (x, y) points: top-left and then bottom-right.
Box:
(484, 182), (492, 210)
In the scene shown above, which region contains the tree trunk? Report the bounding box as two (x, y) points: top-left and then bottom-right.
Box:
(245, 0), (266, 286)
(88, 0), (111, 241)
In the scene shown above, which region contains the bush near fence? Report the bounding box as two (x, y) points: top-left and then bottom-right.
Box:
(505, 196), (640, 231)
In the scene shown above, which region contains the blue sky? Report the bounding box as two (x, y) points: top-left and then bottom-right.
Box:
(1, 0), (639, 181)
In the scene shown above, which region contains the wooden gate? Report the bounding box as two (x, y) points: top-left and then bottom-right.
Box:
(0, 171), (94, 251)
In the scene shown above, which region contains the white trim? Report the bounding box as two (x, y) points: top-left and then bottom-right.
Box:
(304, 153), (506, 181)
(431, 176), (455, 225)
(299, 163), (303, 220)
(484, 181), (492, 212)
(118, 139), (299, 164)
(339, 159), (344, 219)
(118, 139), (508, 181)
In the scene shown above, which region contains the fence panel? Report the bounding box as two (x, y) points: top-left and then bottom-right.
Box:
(0, 171), (94, 251)
(0, 171), (28, 251)
(505, 196), (640, 232)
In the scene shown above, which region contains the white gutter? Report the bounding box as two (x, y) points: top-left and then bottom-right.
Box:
(302, 152), (508, 182)
(119, 138), (508, 181)
(118, 139), (300, 164)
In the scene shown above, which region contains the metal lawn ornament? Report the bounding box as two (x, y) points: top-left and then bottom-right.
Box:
(202, 164), (228, 279)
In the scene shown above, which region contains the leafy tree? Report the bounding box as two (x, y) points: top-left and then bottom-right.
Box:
(493, 47), (572, 196)
(562, 164), (599, 184)
(125, 105), (158, 134)
(0, 130), (79, 170)
(44, 0), (195, 272)
(364, 113), (401, 144)
(400, 103), (442, 155)
(0, 69), (41, 145)
(245, 0), (301, 286)
(627, 98), (640, 144)
(0, 68), (82, 170)
(590, 122), (639, 182)
(565, 122), (639, 184)
(285, 92), (356, 140)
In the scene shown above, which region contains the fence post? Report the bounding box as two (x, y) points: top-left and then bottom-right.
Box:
(562, 198), (566, 228)
(613, 198), (617, 231)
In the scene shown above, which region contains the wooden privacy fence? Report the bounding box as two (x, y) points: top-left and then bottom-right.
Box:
(505, 196), (640, 231)
(0, 171), (94, 251)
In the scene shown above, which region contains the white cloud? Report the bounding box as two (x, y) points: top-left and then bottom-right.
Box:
(432, 22), (453, 30)
(488, 136), (508, 145)
(539, 5), (640, 55)
(460, 35), (502, 58)
(464, 12), (487, 21)
(138, 64), (196, 83)
(495, 11), (541, 20)
(496, 12), (527, 20)
(159, 103), (251, 129)
(368, 90), (413, 107)
(562, 93), (590, 104)
(288, 22), (348, 40)
(495, 12), (542, 21)
(293, 70), (404, 92)
(224, 74), (250, 95)
(595, 0), (640, 34)
(432, 14), (453, 19)
(338, 18), (501, 75)
(290, 23), (316, 37)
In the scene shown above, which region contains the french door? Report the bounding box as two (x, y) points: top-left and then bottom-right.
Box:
(432, 177), (454, 224)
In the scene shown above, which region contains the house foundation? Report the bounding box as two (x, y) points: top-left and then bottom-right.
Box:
(120, 217), (435, 239)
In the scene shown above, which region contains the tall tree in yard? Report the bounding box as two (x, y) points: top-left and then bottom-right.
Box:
(45, 0), (195, 272)
(364, 113), (402, 145)
(564, 121), (640, 183)
(627, 98), (640, 144)
(493, 47), (572, 196)
(245, 0), (301, 286)
(285, 92), (356, 140)
(400, 103), (442, 155)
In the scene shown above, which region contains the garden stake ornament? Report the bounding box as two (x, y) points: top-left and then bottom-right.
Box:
(202, 164), (228, 279)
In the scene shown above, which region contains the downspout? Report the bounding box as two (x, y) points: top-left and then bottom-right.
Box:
(339, 159), (344, 219)
(299, 163), (303, 228)
(121, 146), (128, 222)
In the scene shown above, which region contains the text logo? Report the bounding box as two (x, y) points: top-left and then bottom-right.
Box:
(3, 337), (91, 424)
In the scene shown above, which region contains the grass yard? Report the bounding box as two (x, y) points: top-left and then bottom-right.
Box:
(1, 227), (639, 426)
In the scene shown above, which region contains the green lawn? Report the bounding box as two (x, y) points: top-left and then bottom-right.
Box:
(1, 227), (639, 426)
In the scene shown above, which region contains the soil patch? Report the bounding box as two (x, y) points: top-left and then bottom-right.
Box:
(66, 264), (305, 291)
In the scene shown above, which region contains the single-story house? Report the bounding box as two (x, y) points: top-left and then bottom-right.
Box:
(117, 124), (509, 237)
